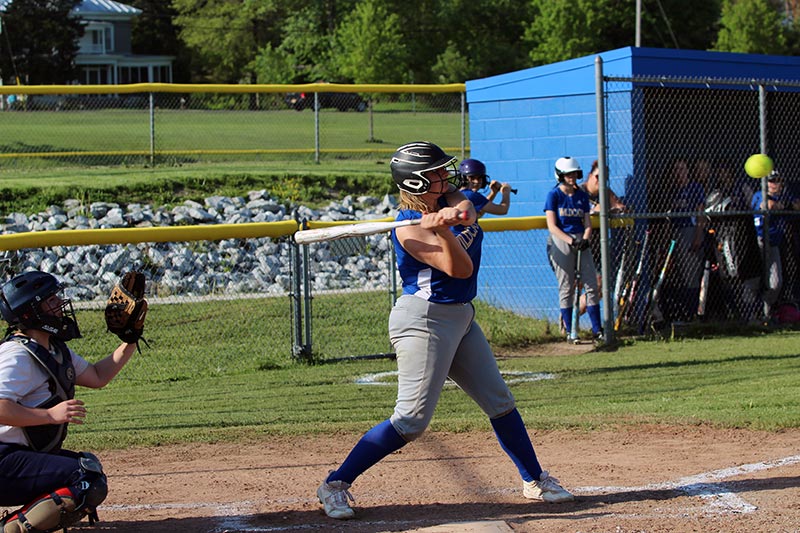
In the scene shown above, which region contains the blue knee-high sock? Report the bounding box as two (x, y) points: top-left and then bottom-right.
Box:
(490, 408), (542, 483)
(587, 304), (602, 334)
(327, 419), (407, 485)
(560, 308), (572, 335)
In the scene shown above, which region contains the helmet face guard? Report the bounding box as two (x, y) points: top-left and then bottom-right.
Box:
(0, 271), (82, 341)
(391, 141), (459, 195)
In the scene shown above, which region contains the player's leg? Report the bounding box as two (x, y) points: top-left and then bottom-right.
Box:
(548, 236), (576, 338)
(1, 447), (107, 532)
(580, 251), (604, 340)
(318, 296), (466, 519)
(448, 319), (573, 503)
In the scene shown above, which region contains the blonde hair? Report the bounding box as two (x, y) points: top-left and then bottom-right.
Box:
(398, 191), (433, 213)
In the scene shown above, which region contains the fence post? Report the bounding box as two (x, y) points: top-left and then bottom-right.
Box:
(758, 83), (770, 319)
(302, 231), (313, 359)
(314, 92), (320, 164)
(290, 212), (306, 361)
(149, 92), (155, 167)
(461, 92), (466, 160)
(595, 56), (614, 342)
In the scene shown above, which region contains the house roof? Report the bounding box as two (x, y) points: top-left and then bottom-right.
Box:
(0, 0), (141, 16)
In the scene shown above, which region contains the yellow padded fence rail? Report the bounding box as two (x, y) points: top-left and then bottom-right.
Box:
(0, 216), (631, 251)
(0, 83), (465, 96)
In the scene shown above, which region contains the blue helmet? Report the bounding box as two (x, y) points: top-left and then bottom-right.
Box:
(458, 158), (488, 189)
(0, 271), (81, 340)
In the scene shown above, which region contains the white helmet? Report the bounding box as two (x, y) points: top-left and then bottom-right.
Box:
(554, 157), (583, 183)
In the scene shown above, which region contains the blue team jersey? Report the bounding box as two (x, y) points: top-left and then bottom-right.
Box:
(391, 207), (483, 304)
(671, 181), (705, 228)
(752, 190), (792, 246)
(462, 190), (489, 214)
(543, 186), (590, 235)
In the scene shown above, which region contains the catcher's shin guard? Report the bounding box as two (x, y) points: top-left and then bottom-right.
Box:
(2, 453), (109, 533)
(2, 487), (80, 533)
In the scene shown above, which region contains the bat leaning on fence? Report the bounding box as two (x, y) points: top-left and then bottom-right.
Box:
(641, 238), (677, 333)
(294, 212), (469, 244)
(570, 248), (582, 344)
(615, 230), (649, 331)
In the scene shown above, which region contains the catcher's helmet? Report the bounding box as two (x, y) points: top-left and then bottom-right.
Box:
(390, 141), (458, 195)
(0, 271), (81, 340)
(554, 157), (583, 183)
(458, 158), (488, 189)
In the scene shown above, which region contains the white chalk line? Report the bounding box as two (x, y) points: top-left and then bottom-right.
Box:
(355, 370), (556, 386)
(101, 453), (800, 531)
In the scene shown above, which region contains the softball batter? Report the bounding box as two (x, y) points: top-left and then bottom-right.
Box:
(316, 142), (574, 520)
(545, 157), (604, 342)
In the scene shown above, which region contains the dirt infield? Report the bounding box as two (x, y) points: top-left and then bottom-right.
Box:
(89, 424), (800, 533)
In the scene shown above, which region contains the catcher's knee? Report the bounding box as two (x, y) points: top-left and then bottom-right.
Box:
(1, 453), (108, 533)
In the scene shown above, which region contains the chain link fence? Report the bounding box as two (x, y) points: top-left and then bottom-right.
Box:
(0, 83), (466, 169)
(602, 75), (800, 335)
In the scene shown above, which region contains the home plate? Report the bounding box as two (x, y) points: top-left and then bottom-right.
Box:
(403, 520), (513, 532)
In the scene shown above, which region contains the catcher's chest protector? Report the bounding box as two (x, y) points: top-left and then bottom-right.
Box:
(8, 336), (75, 452)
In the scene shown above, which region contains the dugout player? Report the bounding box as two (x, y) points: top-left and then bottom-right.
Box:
(0, 271), (139, 532)
(316, 141), (573, 520)
(458, 158), (513, 217)
(545, 157), (604, 343)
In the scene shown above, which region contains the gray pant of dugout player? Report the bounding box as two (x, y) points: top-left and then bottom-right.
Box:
(388, 295), (516, 441)
(547, 234), (599, 309)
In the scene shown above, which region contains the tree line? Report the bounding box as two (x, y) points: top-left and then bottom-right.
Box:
(1, 0), (798, 86)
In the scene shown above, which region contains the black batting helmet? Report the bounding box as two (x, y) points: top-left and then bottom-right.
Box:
(390, 141), (458, 195)
(0, 271), (82, 340)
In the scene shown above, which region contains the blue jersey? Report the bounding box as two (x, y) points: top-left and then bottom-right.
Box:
(391, 207), (483, 304)
(752, 190), (792, 246)
(544, 186), (590, 235)
(462, 190), (489, 214)
(671, 181), (705, 228)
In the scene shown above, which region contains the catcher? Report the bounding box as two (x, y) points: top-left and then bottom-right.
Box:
(0, 270), (147, 533)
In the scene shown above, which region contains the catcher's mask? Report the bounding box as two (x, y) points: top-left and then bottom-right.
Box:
(390, 141), (459, 195)
(0, 271), (81, 341)
(458, 158), (489, 190)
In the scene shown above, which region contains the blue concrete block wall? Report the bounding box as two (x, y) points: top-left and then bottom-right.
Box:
(464, 46), (800, 322)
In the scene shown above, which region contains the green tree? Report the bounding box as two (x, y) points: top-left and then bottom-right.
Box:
(128, 0), (191, 82)
(714, 0), (788, 54)
(332, 0), (408, 83)
(172, 0), (288, 83)
(433, 0), (533, 82)
(524, 0), (721, 66)
(269, 1), (357, 83)
(0, 0), (82, 84)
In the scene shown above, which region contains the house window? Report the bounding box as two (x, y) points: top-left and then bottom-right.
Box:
(83, 67), (109, 85)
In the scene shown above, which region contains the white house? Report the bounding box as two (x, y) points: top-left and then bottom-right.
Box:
(0, 0), (173, 84)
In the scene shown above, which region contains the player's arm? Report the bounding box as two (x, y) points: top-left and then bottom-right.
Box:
(396, 209), (473, 279)
(0, 397), (86, 426)
(545, 210), (575, 245)
(76, 342), (137, 389)
(482, 182), (511, 215)
(443, 187), (478, 226)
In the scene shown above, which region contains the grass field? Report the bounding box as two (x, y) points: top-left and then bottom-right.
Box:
(0, 108), (465, 160)
(68, 328), (800, 451)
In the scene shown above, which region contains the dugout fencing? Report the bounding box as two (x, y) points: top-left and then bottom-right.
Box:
(598, 71), (800, 336)
(0, 83), (466, 168)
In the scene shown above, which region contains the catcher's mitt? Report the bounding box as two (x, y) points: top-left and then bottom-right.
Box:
(105, 271), (148, 346)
